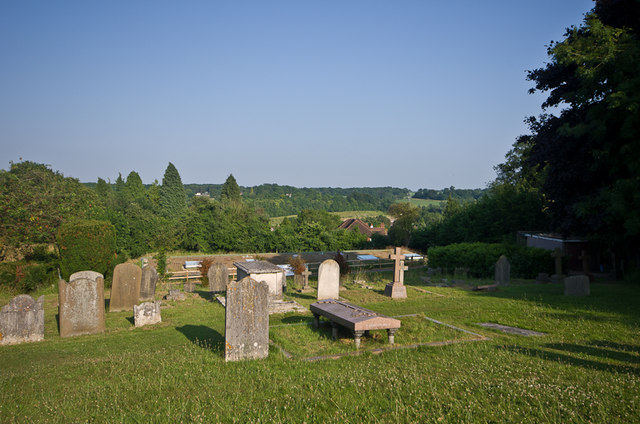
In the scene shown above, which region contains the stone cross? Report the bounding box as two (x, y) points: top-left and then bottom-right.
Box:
(390, 247), (406, 283)
(301, 267), (311, 290)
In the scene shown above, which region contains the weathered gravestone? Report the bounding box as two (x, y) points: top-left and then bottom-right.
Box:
(564, 275), (590, 296)
(183, 281), (196, 293)
(164, 289), (186, 301)
(58, 271), (105, 338)
(139, 265), (158, 302)
(495, 255), (510, 286)
(551, 248), (565, 283)
(317, 259), (340, 300)
(224, 277), (269, 361)
(110, 263), (142, 312)
(133, 301), (162, 327)
(0, 295), (45, 345)
(208, 263), (228, 293)
(384, 247), (408, 299)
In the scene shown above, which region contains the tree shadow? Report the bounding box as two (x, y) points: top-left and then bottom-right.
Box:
(503, 344), (640, 376)
(589, 340), (640, 354)
(176, 325), (224, 353)
(543, 342), (640, 364)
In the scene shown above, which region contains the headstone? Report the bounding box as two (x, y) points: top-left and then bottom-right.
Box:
(564, 275), (590, 296)
(317, 259), (340, 300)
(551, 248), (564, 283)
(301, 267), (311, 290)
(184, 281), (196, 293)
(164, 289), (186, 301)
(0, 295), (45, 345)
(224, 277), (269, 361)
(384, 247), (408, 299)
(133, 301), (162, 327)
(536, 273), (551, 283)
(234, 261), (284, 301)
(293, 274), (304, 290)
(58, 271), (105, 338)
(495, 255), (510, 286)
(139, 265), (158, 301)
(110, 263), (142, 312)
(208, 263), (228, 293)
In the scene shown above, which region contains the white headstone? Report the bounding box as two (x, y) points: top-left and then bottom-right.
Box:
(317, 259), (340, 300)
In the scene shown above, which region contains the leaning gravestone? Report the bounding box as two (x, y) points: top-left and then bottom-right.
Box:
(139, 265), (158, 302)
(208, 263), (228, 293)
(110, 263), (142, 312)
(133, 301), (162, 327)
(564, 275), (590, 296)
(317, 259), (340, 300)
(0, 295), (45, 345)
(59, 271), (105, 338)
(224, 277), (269, 361)
(495, 255), (510, 286)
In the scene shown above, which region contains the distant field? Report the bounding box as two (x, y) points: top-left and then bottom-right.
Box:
(395, 198), (445, 208)
(270, 210), (386, 226)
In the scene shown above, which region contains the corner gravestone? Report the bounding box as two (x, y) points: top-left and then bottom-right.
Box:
(224, 277), (269, 361)
(208, 263), (228, 293)
(133, 301), (162, 327)
(139, 265), (158, 302)
(564, 275), (590, 296)
(110, 263), (142, 312)
(317, 259), (340, 300)
(59, 271), (105, 338)
(0, 295), (45, 345)
(495, 255), (510, 286)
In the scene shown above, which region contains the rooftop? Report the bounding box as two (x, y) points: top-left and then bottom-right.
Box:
(234, 260), (283, 274)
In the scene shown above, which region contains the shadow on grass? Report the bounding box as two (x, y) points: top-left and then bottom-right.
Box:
(176, 325), (224, 353)
(193, 290), (214, 301)
(280, 315), (312, 325)
(590, 340), (640, 354)
(285, 291), (316, 301)
(544, 342), (640, 364)
(504, 344), (640, 376)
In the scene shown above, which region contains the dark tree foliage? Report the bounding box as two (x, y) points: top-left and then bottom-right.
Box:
(412, 187), (485, 201)
(515, 1), (640, 270)
(159, 163), (187, 219)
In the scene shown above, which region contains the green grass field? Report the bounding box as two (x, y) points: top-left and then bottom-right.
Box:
(270, 210), (386, 226)
(395, 198), (445, 208)
(1, 270), (639, 423)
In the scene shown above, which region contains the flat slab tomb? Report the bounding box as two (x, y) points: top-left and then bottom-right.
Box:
(310, 299), (401, 348)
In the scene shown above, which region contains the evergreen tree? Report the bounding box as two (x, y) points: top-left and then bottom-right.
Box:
(221, 174), (241, 202)
(124, 171), (146, 204)
(159, 162), (187, 219)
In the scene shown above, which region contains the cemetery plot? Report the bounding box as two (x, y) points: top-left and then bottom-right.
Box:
(268, 312), (478, 359)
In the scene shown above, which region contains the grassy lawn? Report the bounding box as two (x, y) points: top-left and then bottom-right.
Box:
(1, 270), (639, 423)
(269, 211), (386, 226)
(395, 198), (445, 208)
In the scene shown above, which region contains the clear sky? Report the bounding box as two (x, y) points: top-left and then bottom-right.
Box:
(0, 0), (595, 190)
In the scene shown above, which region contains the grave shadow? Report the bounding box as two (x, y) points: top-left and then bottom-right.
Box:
(543, 342), (640, 364)
(280, 315), (312, 325)
(589, 340), (640, 354)
(126, 316), (135, 325)
(503, 344), (640, 376)
(193, 289), (214, 301)
(176, 325), (224, 353)
(285, 291), (316, 301)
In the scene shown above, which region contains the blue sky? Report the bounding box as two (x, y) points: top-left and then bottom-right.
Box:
(0, 1), (594, 190)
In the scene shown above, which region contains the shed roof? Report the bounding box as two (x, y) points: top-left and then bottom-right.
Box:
(234, 260), (283, 274)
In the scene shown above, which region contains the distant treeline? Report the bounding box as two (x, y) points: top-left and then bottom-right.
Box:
(412, 187), (485, 201)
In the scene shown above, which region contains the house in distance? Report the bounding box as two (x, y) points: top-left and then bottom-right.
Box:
(338, 218), (387, 242)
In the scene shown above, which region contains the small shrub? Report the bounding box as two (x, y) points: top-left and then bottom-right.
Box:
(155, 249), (167, 278)
(57, 220), (116, 280)
(288, 255), (306, 275)
(199, 258), (213, 286)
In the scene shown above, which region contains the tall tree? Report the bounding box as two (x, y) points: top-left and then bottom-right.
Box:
(220, 174), (241, 202)
(159, 162), (187, 219)
(509, 0), (640, 271)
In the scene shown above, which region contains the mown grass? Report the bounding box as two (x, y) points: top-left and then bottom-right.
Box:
(1, 271), (639, 423)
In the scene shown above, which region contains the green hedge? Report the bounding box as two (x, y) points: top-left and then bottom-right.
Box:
(427, 242), (554, 279)
(57, 219), (116, 280)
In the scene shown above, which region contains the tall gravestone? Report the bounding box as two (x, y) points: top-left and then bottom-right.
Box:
(384, 247), (408, 299)
(110, 263), (142, 312)
(495, 255), (510, 285)
(208, 263), (228, 293)
(317, 259), (340, 300)
(551, 248), (564, 283)
(59, 271), (105, 338)
(224, 277), (269, 361)
(139, 265), (158, 302)
(0, 295), (45, 345)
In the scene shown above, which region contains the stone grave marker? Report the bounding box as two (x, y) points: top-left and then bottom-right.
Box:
(317, 259), (340, 300)
(564, 275), (590, 296)
(384, 247), (408, 299)
(164, 289), (186, 301)
(110, 263), (142, 312)
(208, 263), (228, 293)
(139, 265), (158, 302)
(301, 266), (311, 290)
(59, 271), (105, 338)
(0, 295), (45, 345)
(224, 277), (269, 361)
(133, 301), (162, 327)
(184, 281), (196, 293)
(551, 248), (564, 283)
(495, 255), (510, 286)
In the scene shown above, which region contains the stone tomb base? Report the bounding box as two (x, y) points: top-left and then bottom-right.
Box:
(384, 282), (407, 299)
(564, 275), (590, 296)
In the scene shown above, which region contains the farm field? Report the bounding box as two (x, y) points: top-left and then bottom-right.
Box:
(1, 269), (639, 423)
